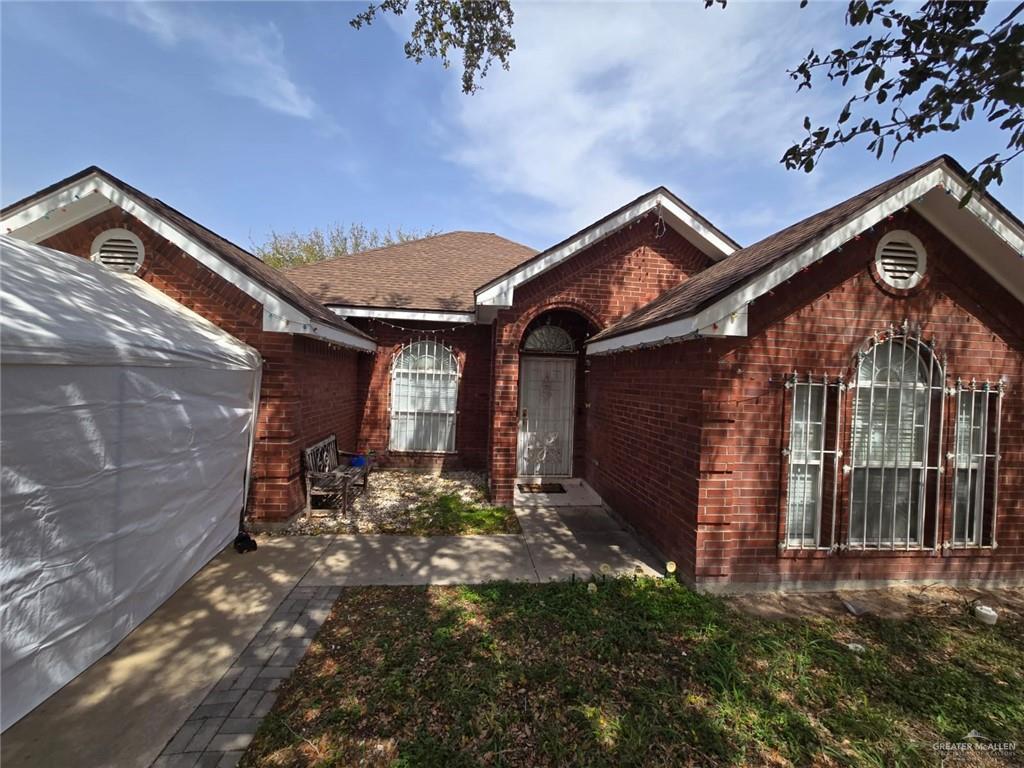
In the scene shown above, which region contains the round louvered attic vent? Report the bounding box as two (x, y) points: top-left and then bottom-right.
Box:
(874, 230), (926, 290)
(91, 228), (144, 274)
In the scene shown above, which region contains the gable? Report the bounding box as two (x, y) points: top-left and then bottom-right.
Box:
(475, 186), (739, 313)
(739, 211), (1024, 359)
(509, 224), (714, 328)
(1, 167), (376, 353)
(588, 156), (1024, 355)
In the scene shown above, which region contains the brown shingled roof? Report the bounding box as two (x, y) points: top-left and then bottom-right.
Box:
(2, 167), (373, 343)
(591, 155), (990, 344)
(282, 231), (537, 312)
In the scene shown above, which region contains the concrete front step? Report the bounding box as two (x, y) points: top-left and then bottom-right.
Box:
(513, 478), (603, 508)
(516, 505), (661, 581)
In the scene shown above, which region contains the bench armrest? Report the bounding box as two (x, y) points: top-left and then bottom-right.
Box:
(306, 470), (342, 482)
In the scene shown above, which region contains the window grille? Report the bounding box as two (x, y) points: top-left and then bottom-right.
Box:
(389, 340), (459, 453)
(949, 379), (1003, 549)
(782, 373), (845, 550)
(846, 325), (944, 550)
(523, 325), (575, 354)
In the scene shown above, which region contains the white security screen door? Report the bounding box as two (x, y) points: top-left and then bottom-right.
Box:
(517, 356), (575, 476)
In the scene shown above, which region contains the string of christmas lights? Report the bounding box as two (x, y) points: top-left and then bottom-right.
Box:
(368, 317), (474, 335)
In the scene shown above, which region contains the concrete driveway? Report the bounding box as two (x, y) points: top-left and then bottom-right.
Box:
(1, 506), (659, 768)
(0, 536), (332, 768)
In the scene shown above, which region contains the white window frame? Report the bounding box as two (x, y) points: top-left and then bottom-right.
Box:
(782, 374), (845, 550)
(949, 379), (1003, 549)
(388, 340), (460, 454)
(845, 328), (943, 550)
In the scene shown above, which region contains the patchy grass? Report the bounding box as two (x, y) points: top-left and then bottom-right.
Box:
(242, 579), (1023, 768)
(392, 492), (520, 536)
(278, 471), (518, 536)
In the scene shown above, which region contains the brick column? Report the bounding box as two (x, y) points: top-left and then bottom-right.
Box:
(489, 314), (521, 505)
(247, 333), (305, 525)
(694, 384), (736, 585)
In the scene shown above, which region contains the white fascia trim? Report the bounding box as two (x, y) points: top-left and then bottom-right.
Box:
(588, 163), (1024, 356)
(2, 184), (115, 242)
(475, 192), (736, 307)
(263, 310), (377, 352)
(330, 306), (476, 323)
(3, 173), (376, 353)
(939, 170), (1024, 254)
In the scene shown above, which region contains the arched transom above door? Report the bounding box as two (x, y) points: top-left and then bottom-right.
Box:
(523, 325), (576, 354)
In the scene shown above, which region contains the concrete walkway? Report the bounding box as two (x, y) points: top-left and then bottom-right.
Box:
(0, 536), (332, 768)
(3, 503), (659, 768)
(300, 534), (537, 586)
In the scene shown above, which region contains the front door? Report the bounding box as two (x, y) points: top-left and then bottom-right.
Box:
(517, 355), (575, 476)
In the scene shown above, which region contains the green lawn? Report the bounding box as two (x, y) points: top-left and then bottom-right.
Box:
(381, 492), (520, 536)
(241, 579), (1023, 768)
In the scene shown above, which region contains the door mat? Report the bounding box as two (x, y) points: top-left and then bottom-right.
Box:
(518, 483), (566, 494)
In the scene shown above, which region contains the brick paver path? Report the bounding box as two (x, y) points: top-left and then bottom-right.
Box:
(151, 586), (340, 768)
(151, 511), (658, 767)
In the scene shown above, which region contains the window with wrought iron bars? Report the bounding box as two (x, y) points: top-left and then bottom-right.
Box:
(780, 323), (1005, 553)
(949, 378), (1003, 549)
(389, 340), (460, 453)
(782, 373), (844, 550)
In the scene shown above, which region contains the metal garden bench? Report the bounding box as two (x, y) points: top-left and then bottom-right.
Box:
(302, 434), (371, 516)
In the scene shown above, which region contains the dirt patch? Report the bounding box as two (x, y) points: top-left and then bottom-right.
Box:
(730, 583), (1024, 622)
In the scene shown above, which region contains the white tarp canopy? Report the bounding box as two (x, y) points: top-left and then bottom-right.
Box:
(0, 235), (262, 731)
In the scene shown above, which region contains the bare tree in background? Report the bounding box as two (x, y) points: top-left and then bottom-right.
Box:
(253, 223), (438, 269)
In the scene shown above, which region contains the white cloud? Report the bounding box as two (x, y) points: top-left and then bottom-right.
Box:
(443, 2), (846, 239)
(115, 2), (319, 120)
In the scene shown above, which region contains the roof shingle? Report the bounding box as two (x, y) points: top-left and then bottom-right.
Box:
(2, 167), (372, 342)
(282, 231), (537, 312)
(591, 155), (977, 344)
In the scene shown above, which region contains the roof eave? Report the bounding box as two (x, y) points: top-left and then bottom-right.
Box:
(0, 170), (376, 353)
(475, 187), (739, 308)
(588, 159), (1024, 356)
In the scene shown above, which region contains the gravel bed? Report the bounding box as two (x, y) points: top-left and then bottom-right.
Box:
(273, 469), (498, 535)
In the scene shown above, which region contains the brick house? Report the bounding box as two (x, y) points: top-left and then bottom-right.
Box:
(4, 155), (1022, 590)
(1, 168), (376, 525)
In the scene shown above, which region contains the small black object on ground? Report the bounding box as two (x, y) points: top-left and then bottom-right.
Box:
(233, 531), (258, 554)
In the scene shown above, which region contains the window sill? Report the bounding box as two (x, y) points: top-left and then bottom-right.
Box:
(944, 546), (998, 557)
(778, 548), (833, 560)
(778, 547), (938, 559)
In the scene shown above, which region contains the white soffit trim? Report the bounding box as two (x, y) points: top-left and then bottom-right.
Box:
(2, 173), (376, 353)
(475, 191), (737, 307)
(2, 183), (115, 243)
(330, 306), (475, 323)
(587, 164), (1024, 356)
(263, 310), (377, 351)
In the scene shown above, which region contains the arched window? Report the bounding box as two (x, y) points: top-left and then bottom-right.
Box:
(848, 332), (941, 547)
(390, 340), (459, 453)
(783, 326), (1004, 552)
(523, 325), (575, 354)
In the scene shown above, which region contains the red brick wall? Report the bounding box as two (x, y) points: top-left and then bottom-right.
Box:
(585, 342), (716, 583)
(587, 210), (1024, 590)
(42, 209), (365, 524)
(349, 319), (492, 471)
(489, 218), (714, 502)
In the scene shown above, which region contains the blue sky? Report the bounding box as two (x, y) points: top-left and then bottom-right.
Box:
(3, 1), (1022, 253)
